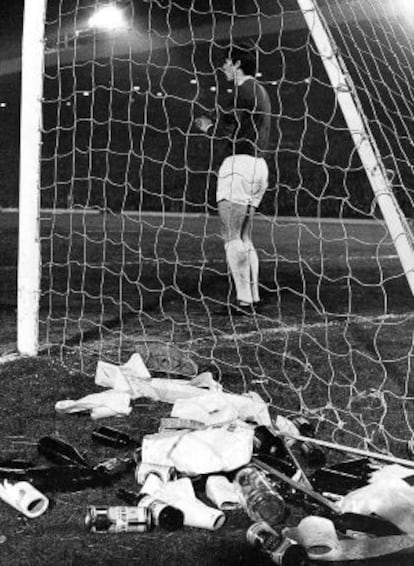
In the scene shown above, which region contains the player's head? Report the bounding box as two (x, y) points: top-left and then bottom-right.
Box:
(223, 42), (257, 78)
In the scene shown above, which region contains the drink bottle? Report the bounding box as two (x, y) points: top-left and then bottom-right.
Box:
(253, 427), (296, 477)
(234, 466), (287, 527)
(291, 417), (326, 467)
(310, 467), (367, 495)
(329, 457), (373, 476)
(247, 521), (308, 566)
(37, 436), (90, 468)
(91, 426), (137, 449)
(27, 465), (113, 492)
(253, 426), (288, 458)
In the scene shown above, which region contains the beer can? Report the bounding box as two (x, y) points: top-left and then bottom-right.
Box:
(85, 505), (150, 533)
(135, 462), (176, 485)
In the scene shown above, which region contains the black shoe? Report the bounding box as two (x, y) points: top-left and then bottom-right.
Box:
(253, 301), (265, 314)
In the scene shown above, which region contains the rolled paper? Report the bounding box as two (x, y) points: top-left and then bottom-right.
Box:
(171, 496), (226, 530)
(136, 462), (176, 485)
(0, 480), (49, 518)
(139, 473), (164, 495)
(297, 515), (340, 556)
(153, 478), (226, 530)
(205, 475), (241, 510)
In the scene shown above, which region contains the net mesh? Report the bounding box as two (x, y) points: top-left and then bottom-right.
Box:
(39, 0), (414, 453)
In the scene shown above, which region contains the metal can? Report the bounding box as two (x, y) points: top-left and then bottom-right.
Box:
(85, 505), (150, 533)
(135, 462), (176, 485)
(246, 522), (308, 566)
(271, 537), (308, 566)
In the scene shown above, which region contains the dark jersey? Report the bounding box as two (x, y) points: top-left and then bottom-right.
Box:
(218, 77), (271, 160)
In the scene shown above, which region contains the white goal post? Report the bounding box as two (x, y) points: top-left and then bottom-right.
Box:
(18, 0), (47, 356)
(298, 0), (414, 295)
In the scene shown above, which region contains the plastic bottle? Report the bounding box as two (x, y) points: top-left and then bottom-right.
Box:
(247, 521), (308, 566)
(234, 466), (286, 527)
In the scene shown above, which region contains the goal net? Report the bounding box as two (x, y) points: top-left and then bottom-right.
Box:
(21, 0), (414, 453)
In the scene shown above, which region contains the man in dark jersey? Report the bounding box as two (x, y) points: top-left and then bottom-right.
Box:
(196, 44), (271, 314)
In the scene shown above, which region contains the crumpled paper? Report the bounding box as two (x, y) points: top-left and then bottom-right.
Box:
(55, 352), (271, 427)
(95, 353), (151, 398)
(96, 356), (220, 403)
(171, 390), (272, 427)
(141, 425), (254, 475)
(339, 476), (414, 533)
(55, 390), (132, 420)
(368, 464), (414, 483)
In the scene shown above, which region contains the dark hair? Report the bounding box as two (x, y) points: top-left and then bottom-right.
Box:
(227, 42), (257, 76)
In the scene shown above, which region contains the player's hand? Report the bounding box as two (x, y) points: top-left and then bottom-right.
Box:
(195, 116), (213, 133)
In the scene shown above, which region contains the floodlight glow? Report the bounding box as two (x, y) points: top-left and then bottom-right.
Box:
(395, 0), (414, 19)
(88, 5), (127, 30)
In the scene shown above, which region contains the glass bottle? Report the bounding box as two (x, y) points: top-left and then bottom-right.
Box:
(247, 521), (308, 566)
(91, 426), (137, 449)
(37, 436), (90, 468)
(292, 417), (326, 467)
(234, 466), (286, 527)
(253, 427), (296, 477)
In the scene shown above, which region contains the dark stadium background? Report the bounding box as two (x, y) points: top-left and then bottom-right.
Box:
(0, 0), (413, 218)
